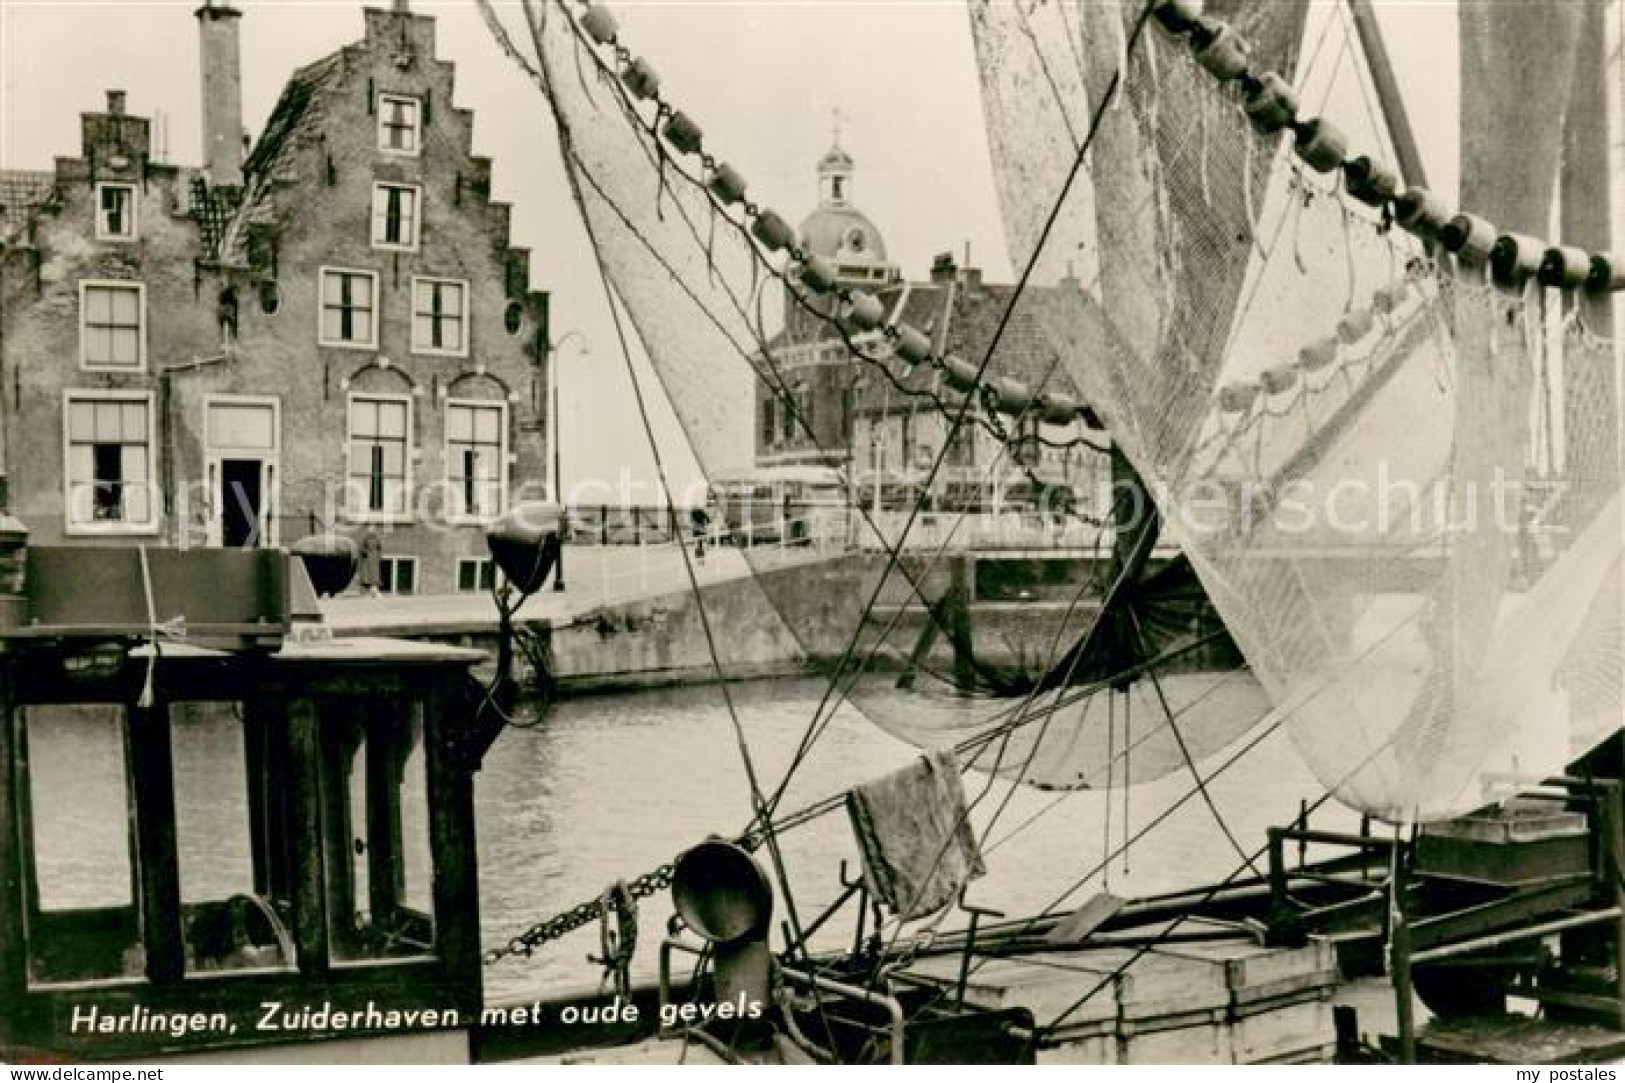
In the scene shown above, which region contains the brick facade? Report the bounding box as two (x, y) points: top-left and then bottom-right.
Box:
(0, 3), (550, 595)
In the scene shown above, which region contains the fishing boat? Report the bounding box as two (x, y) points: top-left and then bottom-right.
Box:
(460, 0), (1624, 1065)
(5, 0), (1624, 1066)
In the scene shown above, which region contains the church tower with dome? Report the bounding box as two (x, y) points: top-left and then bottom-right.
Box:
(784, 131), (899, 341)
(746, 119), (1097, 522)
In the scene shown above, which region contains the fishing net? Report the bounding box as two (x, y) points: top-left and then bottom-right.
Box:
(490, 0), (1622, 823)
(969, 0), (1623, 822)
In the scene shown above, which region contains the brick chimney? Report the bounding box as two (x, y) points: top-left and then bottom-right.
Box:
(196, 0), (244, 185)
(81, 89), (150, 163)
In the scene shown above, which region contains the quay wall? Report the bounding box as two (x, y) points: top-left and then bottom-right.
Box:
(414, 551), (1234, 696)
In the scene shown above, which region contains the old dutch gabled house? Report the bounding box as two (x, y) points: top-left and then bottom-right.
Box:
(0, 1), (551, 595)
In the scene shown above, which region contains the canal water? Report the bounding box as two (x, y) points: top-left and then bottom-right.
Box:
(476, 677), (1348, 1003)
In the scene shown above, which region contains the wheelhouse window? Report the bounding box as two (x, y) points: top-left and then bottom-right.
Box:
(347, 394), (411, 520)
(79, 281), (145, 371)
(371, 183), (420, 251)
(95, 183), (137, 240)
(17, 704), (142, 986)
(64, 392), (155, 532)
(377, 94), (421, 155)
(445, 400), (505, 521)
(319, 268), (378, 349)
(172, 701), (295, 975)
(320, 698), (435, 963)
(411, 277), (467, 356)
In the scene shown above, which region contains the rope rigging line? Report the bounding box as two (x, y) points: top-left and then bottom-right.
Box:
(524, 10), (818, 970)
(506, 0), (1118, 728)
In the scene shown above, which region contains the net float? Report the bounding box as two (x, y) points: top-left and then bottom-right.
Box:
(1217, 380), (1260, 413)
(708, 162), (746, 205)
(893, 324), (933, 365)
(1336, 309), (1376, 344)
(1193, 21), (1250, 82)
(942, 354), (980, 393)
(1294, 118), (1348, 174)
(1490, 233), (1544, 289)
(750, 209), (796, 252)
(1440, 213), (1497, 266)
(1039, 391), (1081, 426)
(846, 291), (886, 331)
(580, 3), (618, 44)
(1371, 282), (1409, 314)
(621, 57), (660, 101)
(1152, 0), (1204, 36)
(1393, 187), (1450, 241)
(797, 255), (838, 295)
(663, 110), (703, 156)
(1243, 73), (1298, 135)
(1344, 156), (1400, 207)
(1260, 364), (1298, 395)
(990, 377), (1034, 415)
(1298, 336), (1340, 371)
(1587, 252), (1623, 293)
(1538, 245), (1592, 290)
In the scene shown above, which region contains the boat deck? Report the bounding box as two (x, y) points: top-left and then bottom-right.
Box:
(894, 932), (1340, 1065)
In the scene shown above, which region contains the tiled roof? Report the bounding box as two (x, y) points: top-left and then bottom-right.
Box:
(243, 51), (345, 178)
(217, 49), (347, 265)
(0, 170), (55, 245)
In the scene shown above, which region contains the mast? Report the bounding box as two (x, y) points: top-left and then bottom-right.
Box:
(1346, 0), (1428, 189)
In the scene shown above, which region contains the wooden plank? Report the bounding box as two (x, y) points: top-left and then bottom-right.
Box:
(1044, 893), (1128, 946)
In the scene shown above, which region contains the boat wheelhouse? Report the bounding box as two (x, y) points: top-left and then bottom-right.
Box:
(0, 546), (497, 1063)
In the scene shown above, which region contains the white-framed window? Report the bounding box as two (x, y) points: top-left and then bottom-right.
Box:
(318, 268), (378, 349)
(371, 183), (420, 251)
(346, 393), (412, 521)
(411, 277), (468, 356)
(377, 94), (422, 156)
(79, 281), (145, 371)
(456, 557), (496, 594)
(378, 555), (418, 595)
(445, 399), (507, 522)
(62, 390), (158, 534)
(95, 183), (137, 241)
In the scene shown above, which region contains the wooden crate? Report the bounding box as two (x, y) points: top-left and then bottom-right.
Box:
(1229, 992), (1335, 1064)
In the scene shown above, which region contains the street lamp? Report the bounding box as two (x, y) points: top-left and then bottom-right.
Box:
(546, 330), (590, 592)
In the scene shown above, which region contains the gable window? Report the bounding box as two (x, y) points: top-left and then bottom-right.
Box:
(760, 399), (775, 447)
(319, 268), (377, 349)
(347, 394), (411, 520)
(456, 558), (496, 594)
(445, 400), (506, 521)
(79, 281), (144, 371)
(95, 183), (137, 241)
(411, 278), (468, 356)
(372, 183), (420, 250)
(63, 391), (156, 532)
(378, 94), (421, 155)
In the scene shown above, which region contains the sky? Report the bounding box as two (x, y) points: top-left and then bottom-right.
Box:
(1, 0), (1462, 498)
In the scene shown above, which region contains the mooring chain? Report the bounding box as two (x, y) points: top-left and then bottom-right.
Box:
(482, 863), (676, 965)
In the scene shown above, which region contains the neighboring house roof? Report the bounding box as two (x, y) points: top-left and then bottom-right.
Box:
(0, 170), (55, 245)
(216, 49), (348, 266)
